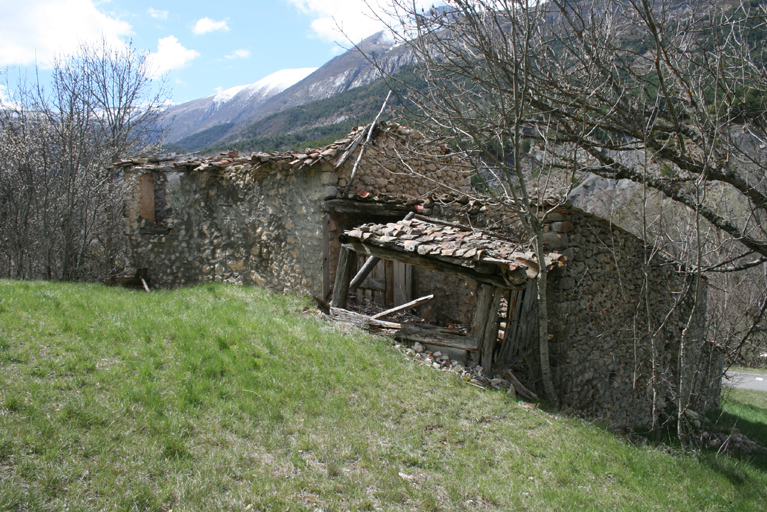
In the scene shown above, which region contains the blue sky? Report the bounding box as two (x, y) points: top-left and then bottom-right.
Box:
(0, 0), (438, 104)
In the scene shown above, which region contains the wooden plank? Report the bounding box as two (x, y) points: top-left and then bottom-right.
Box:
(371, 294), (434, 319)
(350, 255), (381, 291)
(373, 258), (385, 307)
(322, 214), (330, 299)
(395, 324), (480, 351)
(469, 284), (494, 338)
(468, 284), (493, 367)
(393, 260), (411, 305)
(481, 287), (504, 370)
(385, 259), (394, 307)
(343, 242), (520, 289)
(499, 288), (524, 362)
(330, 307), (401, 330)
(331, 246), (356, 308)
(334, 129), (366, 170)
(404, 264), (412, 304)
(396, 333), (480, 352)
(358, 275), (386, 292)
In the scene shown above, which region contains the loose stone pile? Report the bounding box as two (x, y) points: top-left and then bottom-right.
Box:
(400, 341), (515, 391)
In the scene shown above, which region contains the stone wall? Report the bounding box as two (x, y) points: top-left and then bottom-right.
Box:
(121, 123), (470, 296)
(120, 126), (721, 429)
(124, 161), (335, 294)
(397, 198), (721, 428)
(543, 205), (722, 428)
(333, 124), (470, 199)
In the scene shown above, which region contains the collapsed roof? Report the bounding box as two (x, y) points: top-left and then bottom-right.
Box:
(340, 215), (567, 289)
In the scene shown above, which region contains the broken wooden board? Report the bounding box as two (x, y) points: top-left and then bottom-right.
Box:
(395, 323), (479, 352)
(330, 307), (401, 330)
(371, 294), (434, 320)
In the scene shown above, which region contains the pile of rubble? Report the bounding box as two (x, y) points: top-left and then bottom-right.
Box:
(697, 428), (764, 454)
(399, 341), (516, 392)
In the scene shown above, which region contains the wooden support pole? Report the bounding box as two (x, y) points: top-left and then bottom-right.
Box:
(469, 283), (494, 359)
(371, 294), (434, 320)
(331, 246), (356, 308)
(349, 255), (381, 291)
(481, 287), (504, 370)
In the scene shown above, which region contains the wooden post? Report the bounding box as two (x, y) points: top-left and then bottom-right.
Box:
(468, 284), (494, 366)
(349, 255), (381, 291)
(480, 287), (504, 370)
(322, 215), (330, 299)
(331, 246), (356, 308)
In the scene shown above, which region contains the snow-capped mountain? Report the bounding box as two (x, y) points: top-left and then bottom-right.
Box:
(163, 68), (316, 143)
(211, 68), (318, 105)
(163, 31), (416, 146)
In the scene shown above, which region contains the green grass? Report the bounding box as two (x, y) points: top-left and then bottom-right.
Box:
(0, 280), (766, 511)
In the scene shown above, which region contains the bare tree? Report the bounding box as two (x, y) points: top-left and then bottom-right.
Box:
(366, 0), (765, 439)
(370, 0), (586, 404)
(0, 39), (168, 281)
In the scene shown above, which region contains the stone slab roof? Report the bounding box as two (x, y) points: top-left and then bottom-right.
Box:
(340, 215), (566, 287)
(110, 122), (424, 173)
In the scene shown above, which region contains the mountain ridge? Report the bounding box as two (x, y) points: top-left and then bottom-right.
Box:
(161, 30), (416, 151)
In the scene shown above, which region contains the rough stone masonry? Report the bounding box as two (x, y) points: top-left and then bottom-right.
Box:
(116, 123), (722, 429)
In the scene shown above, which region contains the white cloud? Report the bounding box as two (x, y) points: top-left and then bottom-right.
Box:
(146, 36), (200, 78)
(0, 85), (17, 109)
(0, 0), (132, 67)
(284, 0), (441, 44)
(192, 17), (229, 35)
(147, 8), (169, 20)
(224, 49), (251, 60)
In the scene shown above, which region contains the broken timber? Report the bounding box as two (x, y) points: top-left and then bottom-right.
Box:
(331, 216), (566, 372)
(349, 255), (382, 292)
(371, 294), (434, 320)
(330, 307), (401, 330)
(328, 306), (479, 352)
(342, 242), (523, 289)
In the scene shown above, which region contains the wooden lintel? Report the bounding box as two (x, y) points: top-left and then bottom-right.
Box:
(342, 242), (518, 289)
(323, 199), (412, 217)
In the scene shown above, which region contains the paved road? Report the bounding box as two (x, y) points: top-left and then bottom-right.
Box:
(724, 370), (767, 392)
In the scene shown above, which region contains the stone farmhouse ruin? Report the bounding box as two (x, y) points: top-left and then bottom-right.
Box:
(115, 122), (722, 428)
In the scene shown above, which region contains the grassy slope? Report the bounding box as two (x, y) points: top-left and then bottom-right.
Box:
(0, 280), (765, 511)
